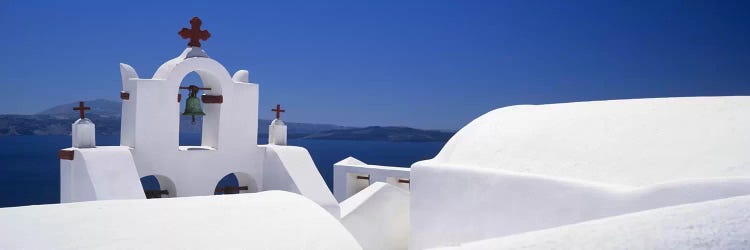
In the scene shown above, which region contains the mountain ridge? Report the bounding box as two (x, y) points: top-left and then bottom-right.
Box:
(0, 100), (454, 142)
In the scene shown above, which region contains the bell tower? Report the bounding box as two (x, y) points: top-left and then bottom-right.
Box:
(59, 17), (339, 217)
(117, 17), (262, 197)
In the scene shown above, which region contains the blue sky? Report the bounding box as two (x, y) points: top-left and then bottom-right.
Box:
(1, 1), (748, 129)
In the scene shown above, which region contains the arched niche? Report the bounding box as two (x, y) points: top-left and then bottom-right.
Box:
(154, 56), (233, 150)
(178, 72), (207, 147)
(214, 172), (258, 195)
(140, 175), (177, 199)
(174, 69), (225, 150)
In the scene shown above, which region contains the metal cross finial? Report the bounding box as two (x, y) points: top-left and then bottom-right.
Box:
(272, 104), (285, 119)
(178, 17), (211, 47)
(73, 101), (91, 119)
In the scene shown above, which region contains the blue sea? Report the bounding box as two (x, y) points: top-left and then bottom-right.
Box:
(0, 135), (444, 208)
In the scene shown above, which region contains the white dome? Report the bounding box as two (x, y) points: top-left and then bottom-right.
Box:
(0, 191), (361, 249)
(431, 96), (750, 186)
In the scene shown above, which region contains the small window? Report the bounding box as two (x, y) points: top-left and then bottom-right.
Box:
(140, 175), (176, 199)
(214, 172), (257, 195)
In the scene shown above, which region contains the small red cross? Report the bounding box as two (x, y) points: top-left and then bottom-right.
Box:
(73, 101), (90, 119)
(272, 104), (285, 119)
(178, 17), (211, 47)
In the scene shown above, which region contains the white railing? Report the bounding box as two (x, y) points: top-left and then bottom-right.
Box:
(333, 157), (411, 202)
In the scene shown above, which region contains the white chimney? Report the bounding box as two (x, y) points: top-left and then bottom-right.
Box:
(268, 119), (287, 145)
(72, 118), (96, 148)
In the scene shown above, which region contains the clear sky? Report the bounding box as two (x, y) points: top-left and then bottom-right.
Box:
(1, 1), (748, 130)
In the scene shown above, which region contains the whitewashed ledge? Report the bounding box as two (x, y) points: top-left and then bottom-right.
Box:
(333, 157), (411, 202)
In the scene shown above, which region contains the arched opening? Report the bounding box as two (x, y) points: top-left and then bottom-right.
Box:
(178, 72), (206, 147)
(214, 172), (258, 195)
(140, 175), (177, 199)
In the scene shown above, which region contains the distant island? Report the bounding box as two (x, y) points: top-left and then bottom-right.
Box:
(303, 126), (453, 142)
(0, 99), (454, 142)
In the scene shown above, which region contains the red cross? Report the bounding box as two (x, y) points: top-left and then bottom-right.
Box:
(73, 101), (90, 119)
(178, 17), (211, 48)
(272, 104), (285, 119)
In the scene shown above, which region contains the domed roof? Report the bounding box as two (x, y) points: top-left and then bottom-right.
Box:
(430, 96), (750, 186)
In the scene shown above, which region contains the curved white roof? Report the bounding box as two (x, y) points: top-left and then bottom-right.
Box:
(431, 96), (750, 186)
(0, 191), (361, 250)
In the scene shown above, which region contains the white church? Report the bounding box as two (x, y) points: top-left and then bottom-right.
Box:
(1, 17), (750, 250)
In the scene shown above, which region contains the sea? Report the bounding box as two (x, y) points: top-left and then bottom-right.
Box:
(0, 134), (444, 208)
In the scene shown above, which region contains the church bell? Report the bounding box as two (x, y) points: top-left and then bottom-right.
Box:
(181, 85), (207, 124)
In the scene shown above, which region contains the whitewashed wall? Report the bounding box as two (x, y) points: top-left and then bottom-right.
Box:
(60, 146), (144, 202)
(434, 195), (750, 250)
(410, 162), (750, 249)
(261, 145), (340, 217)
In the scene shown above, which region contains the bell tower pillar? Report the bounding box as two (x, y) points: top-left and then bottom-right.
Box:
(269, 104), (287, 145)
(72, 101), (96, 148)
